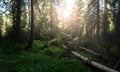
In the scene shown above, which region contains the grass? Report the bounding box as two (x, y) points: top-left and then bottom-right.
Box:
(0, 40), (94, 72)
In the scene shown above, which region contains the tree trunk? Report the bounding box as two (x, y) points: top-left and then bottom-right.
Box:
(16, 0), (21, 43)
(96, 0), (100, 41)
(11, 0), (22, 43)
(71, 51), (118, 72)
(102, 0), (109, 40)
(27, 0), (34, 49)
(0, 29), (2, 40)
(50, 0), (53, 25)
(115, 1), (120, 44)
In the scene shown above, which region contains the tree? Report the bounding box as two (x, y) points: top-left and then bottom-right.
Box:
(86, 0), (99, 39)
(9, 0), (22, 43)
(113, 0), (120, 45)
(50, 0), (53, 25)
(102, 0), (110, 40)
(96, 0), (100, 40)
(27, 0), (34, 49)
(15, 0), (22, 43)
(0, 13), (3, 40)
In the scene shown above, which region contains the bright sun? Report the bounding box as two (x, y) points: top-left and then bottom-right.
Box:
(63, 10), (70, 19)
(55, 0), (76, 20)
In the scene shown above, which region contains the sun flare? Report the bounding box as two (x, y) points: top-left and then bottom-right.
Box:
(55, 0), (76, 20)
(63, 10), (70, 19)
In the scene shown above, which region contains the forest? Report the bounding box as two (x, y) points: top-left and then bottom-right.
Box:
(0, 0), (120, 72)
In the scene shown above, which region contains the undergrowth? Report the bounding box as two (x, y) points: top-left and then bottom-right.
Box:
(0, 40), (93, 72)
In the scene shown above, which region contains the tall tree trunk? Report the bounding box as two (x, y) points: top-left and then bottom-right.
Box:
(49, 0), (55, 39)
(11, 0), (22, 43)
(115, 1), (120, 44)
(27, 0), (34, 49)
(0, 14), (3, 40)
(96, 0), (100, 41)
(102, 0), (109, 40)
(50, 0), (53, 25)
(16, 0), (21, 43)
(0, 29), (2, 40)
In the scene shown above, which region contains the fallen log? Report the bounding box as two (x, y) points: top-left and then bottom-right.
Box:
(79, 46), (100, 56)
(62, 44), (118, 72)
(79, 46), (109, 60)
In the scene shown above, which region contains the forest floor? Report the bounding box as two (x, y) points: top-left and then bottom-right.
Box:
(0, 40), (119, 72)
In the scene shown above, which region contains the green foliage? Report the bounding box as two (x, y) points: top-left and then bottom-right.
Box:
(79, 38), (96, 48)
(99, 41), (119, 52)
(0, 57), (92, 72)
(0, 40), (93, 72)
(109, 45), (119, 53)
(44, 46), (65, 57)
(0, 40), (27, 54)
(48, 38), (62, 46)
(33, 40), (47, 50)
(78, 38), (120, 61)
(5, 29), (28, 43)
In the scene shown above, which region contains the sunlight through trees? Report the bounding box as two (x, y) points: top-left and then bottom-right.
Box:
(0, 0), (120, 71)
